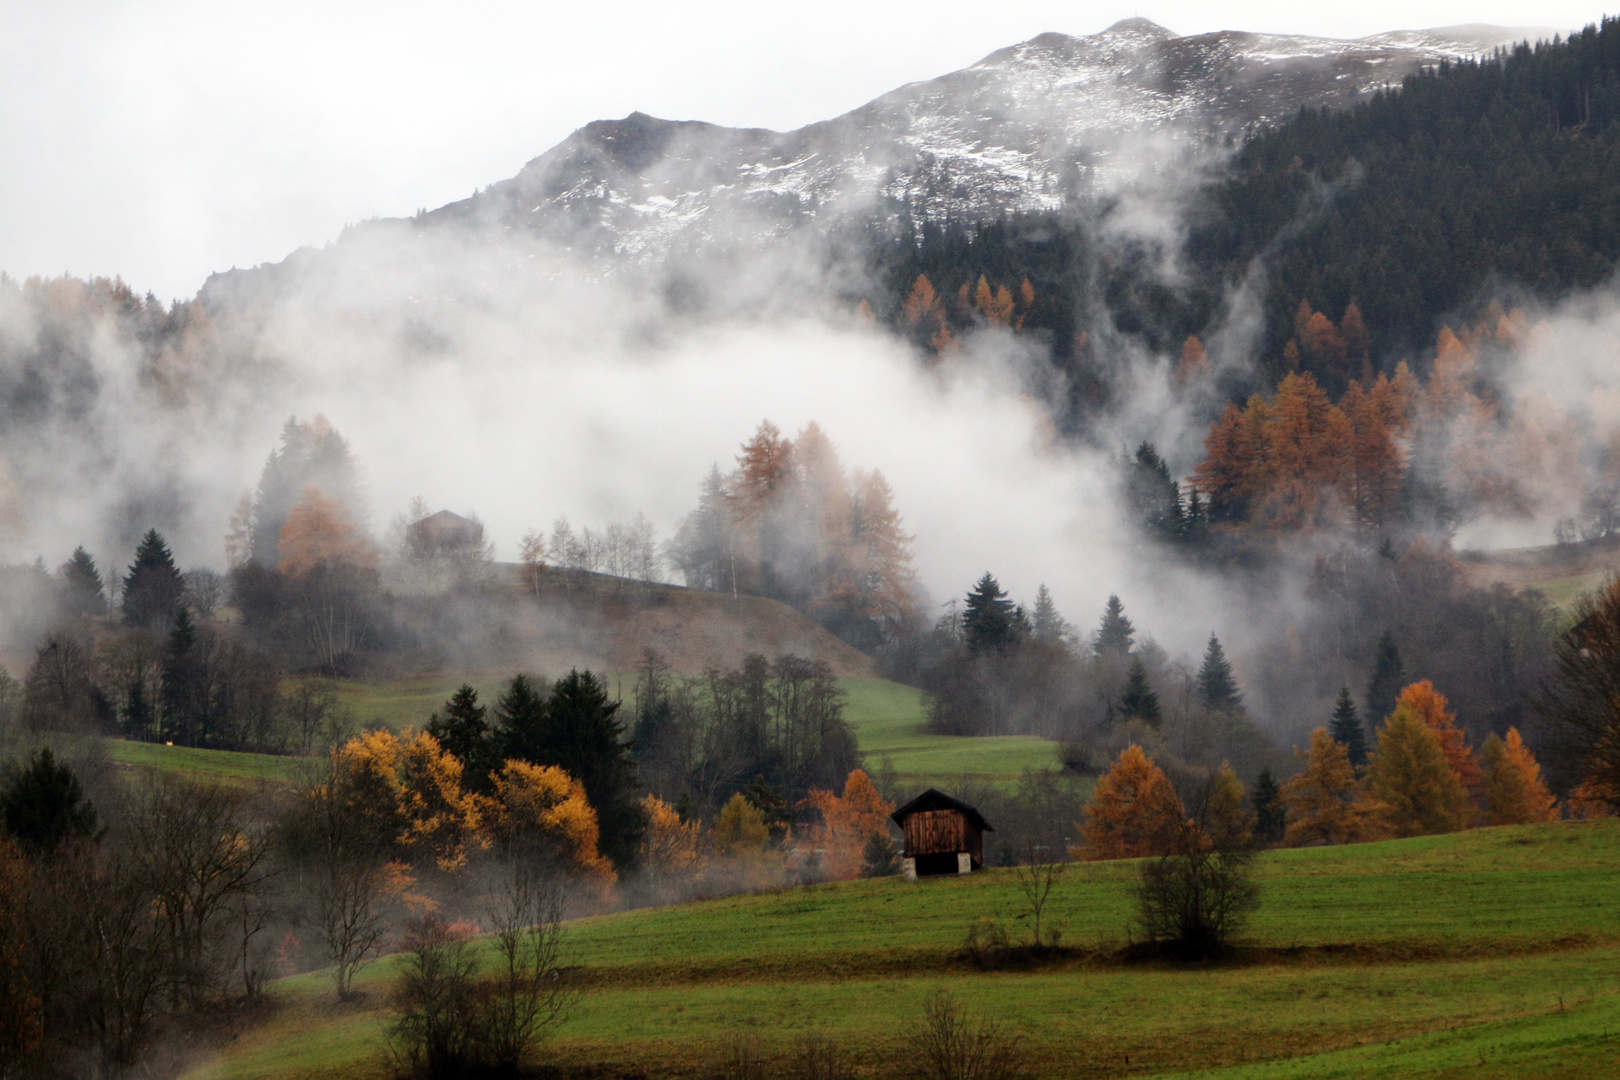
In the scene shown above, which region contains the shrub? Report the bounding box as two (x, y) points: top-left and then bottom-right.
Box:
(908, 990), (1023, 1080)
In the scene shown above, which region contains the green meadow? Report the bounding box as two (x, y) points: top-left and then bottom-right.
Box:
(179, 820), (1620, 1080)
(109, 675), (1060, 793)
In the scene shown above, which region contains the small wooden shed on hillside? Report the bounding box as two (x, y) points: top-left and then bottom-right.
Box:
(891, 789), (992, 879)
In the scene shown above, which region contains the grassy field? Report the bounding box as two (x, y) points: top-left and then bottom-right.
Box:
(179, 819), (1620, 1080)
(104, 739), (307, 786)
(102, 675), (1057, 795)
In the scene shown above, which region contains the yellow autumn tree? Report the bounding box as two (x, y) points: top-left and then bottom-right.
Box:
(641, 794), (704, 883)
(714, 792), (770, 857)
(1282, 728), (1384, 846)
(328, 728), (482, 871)
(1367, 703), (1472, 837)
(803, 769), (894, 880)
(1201, 762), (1255, 850)
(1481, 728), (1558, 825)
(485, 759), (615, 884)
(1076, 745), (1186, 860)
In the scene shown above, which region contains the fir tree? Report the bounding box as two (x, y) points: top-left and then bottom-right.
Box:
(59, 547), (107, 616)
(1329, 685), (1369, 766)
(1119, 657), (1162, 727)
(0, 748), (98, 855)
(426, 684), (492, 784)
(961, 573), (1020, 652)
(122, 529), (183, 629)
(1030, 584), (1068, 643)
(159, 607), (202, 746)
(1094, 594), (1135, 656)
(543, 670), (646, 871)
(1365, 631), (1405, 726)
(491, 674), (548, 765)
(1196, 634), (1243, 712)
(1251, 766), (1286, 845)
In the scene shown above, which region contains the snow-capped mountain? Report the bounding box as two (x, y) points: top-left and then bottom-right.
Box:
(414, 19), (1543, 259)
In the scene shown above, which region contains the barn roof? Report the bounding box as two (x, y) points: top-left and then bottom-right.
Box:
(890, 788), (992, 832)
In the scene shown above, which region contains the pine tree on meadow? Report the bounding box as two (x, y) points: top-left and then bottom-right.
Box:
(1481, 728), (1559, 825)
(1251, 766), (1286, 845)
(1119, 657), (1162, 727)
(1367, 703), (1472, 838)
(427, 684), (492, 784)
(1365, 631), (1405, 726)
(541, 671), (646, 872)
(122, 528), (184, 629)
(1030, 584), (1068, 643)
(1329, 685), (1369, 766)
(492, 674), (549, 766)
(1196, 634), (1243, 712)
(59, 547), (107, 617)
(1094, 594), (1135, 656)
(962, 573), (1021, 653)
(159, 606), (200, 746)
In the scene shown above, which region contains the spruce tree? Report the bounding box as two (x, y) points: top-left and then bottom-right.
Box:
(59, 547), (107, 617)
(0, 748), (98, 855)
(1030, 584), (1068, 643)
(1251, 766), (1286, 845)
(159, 607), (201, 746)
(1094, 594), (1135, 656)
(427, 684), (492, 785)
(961, 573), (1020, 652)
(492, 674), (549, 764)
(1329, 685), (1369, 766)
(1119, 656), (1162, 727)
(122, 529), (183, 629)
(1365, 631), (1406, 727)
(1196, 634), (1243, 712)
(543, 671), (646, 871)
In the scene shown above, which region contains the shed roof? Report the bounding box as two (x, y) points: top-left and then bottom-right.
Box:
(890, 788), (992, 832)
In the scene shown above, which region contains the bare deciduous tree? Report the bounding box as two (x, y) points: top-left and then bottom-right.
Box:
(908, 990), (1024, 1080)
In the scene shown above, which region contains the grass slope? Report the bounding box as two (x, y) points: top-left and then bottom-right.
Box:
(105, 739), (306, 786)
(180, 820), (1620, 1080)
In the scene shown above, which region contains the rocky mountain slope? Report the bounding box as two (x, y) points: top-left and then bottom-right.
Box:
(404, 19), (1543, 263)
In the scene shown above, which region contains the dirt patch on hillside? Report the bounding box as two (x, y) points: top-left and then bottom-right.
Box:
(388, 567), (875, 677)
(1457, 537), (1620, 594)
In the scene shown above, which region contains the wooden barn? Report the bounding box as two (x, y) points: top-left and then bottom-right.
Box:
(890, 789), (992, 879)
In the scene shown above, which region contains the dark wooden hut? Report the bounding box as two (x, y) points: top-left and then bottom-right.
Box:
(890, 789), (992, 878)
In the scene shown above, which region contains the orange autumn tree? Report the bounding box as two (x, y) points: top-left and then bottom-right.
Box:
(328, 728), (483, 872)
(1393, 681), (1481, 798)
(1282, 728), (1383, 846)
(803, 769), (894, 879)
(1076, 745), (1186, 860)
(278, 485), (378, 576)
(1481, 728), (1558, 825)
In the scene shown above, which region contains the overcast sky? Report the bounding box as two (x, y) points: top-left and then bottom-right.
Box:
(0, 0), (1598, 299)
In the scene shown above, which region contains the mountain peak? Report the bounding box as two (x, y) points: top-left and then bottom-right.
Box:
(1102, 17), (1177, 40)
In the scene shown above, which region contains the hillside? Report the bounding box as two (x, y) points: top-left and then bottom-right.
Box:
(1459, 537), (1620, 610)
(389, 565), (877, 679)
(179, 820), (1620, 1080)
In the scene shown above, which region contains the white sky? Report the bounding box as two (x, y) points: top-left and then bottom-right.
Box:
(0, 0), (1598, 299)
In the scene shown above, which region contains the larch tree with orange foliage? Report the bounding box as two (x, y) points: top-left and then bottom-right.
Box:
(276, 485), (381, 672)
(900, 274), (951, 354)
(1481, 728), (1558, 825)
(1076, 745), (1186, 860)
(1282, 728), (1383, 846)
(1367, 703), (1472, 837)
(803, 769), (894, 880)
(1392, 680), (1481, 800)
